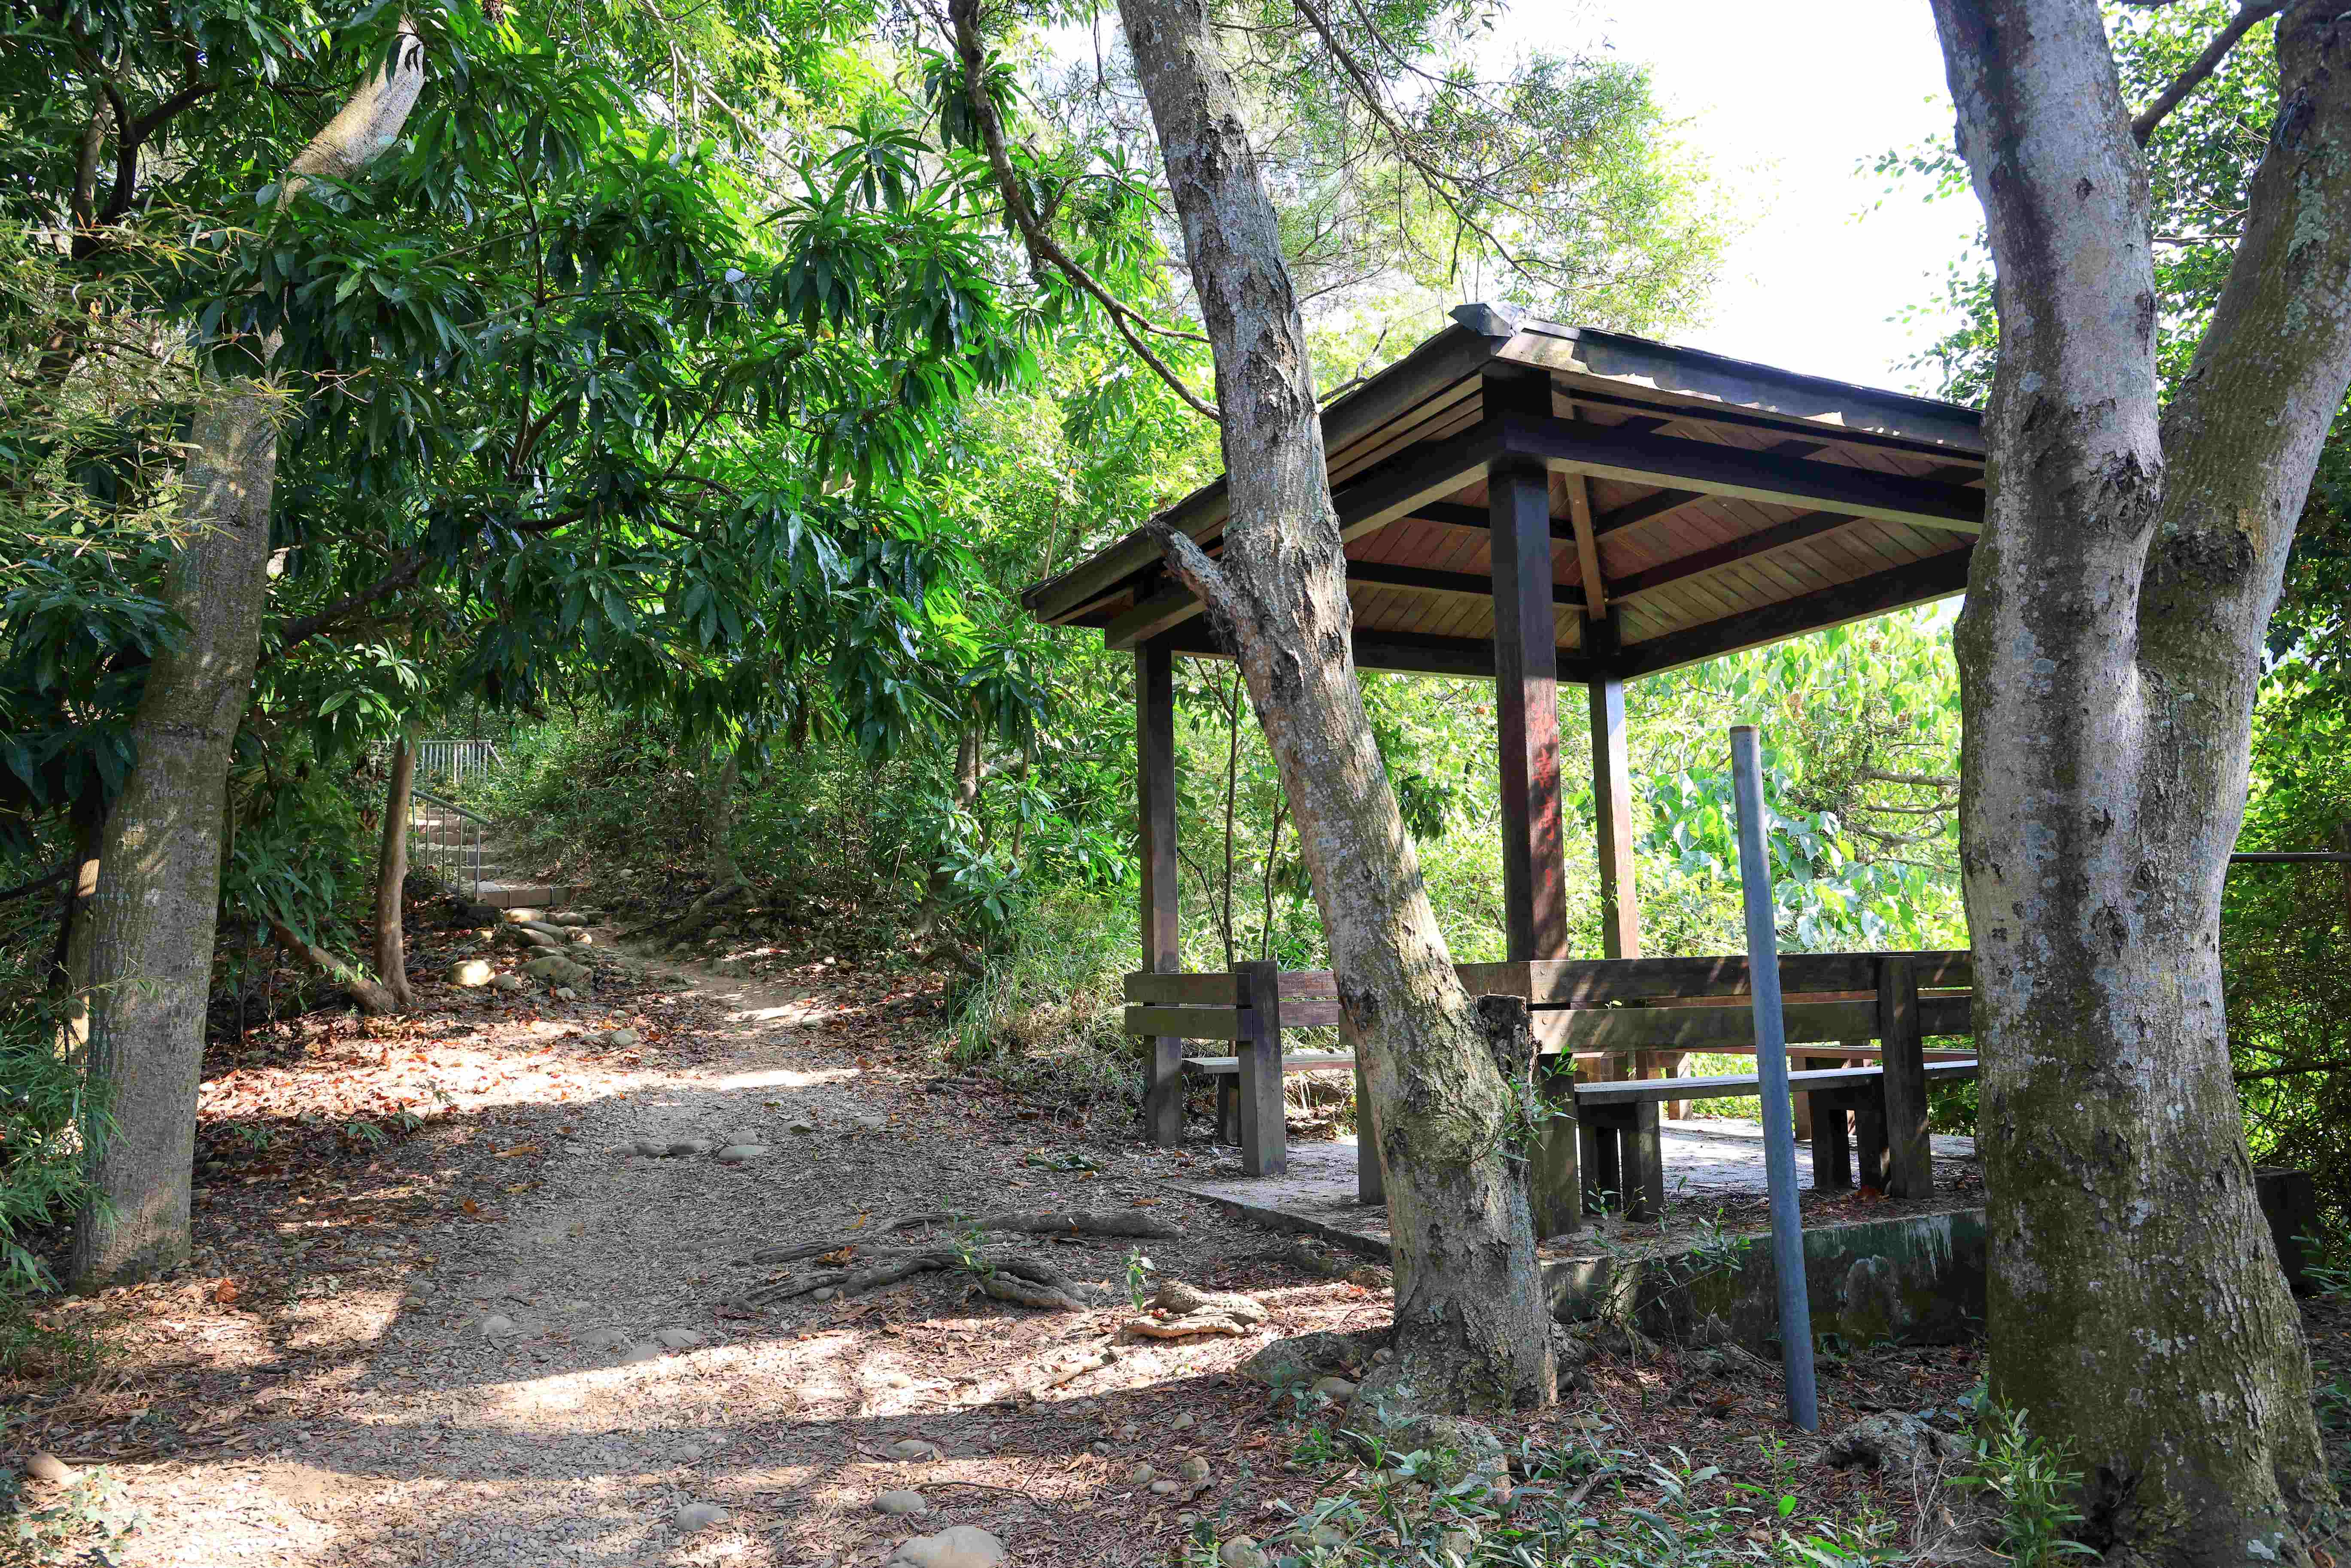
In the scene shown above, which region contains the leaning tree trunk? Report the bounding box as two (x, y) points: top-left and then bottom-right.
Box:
(1929, 0), (2351, 1553)
(71, 27), (428, 1287)
(372, 730), (417, 1009)
(1097, 0), (1555, 1416)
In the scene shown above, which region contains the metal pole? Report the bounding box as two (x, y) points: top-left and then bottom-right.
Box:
(1729, 723), (1819, 1432)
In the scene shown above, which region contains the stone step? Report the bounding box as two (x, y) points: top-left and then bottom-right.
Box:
(475, 881), (582, 909)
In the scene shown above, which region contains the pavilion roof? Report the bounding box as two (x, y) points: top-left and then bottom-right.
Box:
(1018, 305), (1984, 681)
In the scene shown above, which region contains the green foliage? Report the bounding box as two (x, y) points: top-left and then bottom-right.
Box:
(1953, 1404), (2093, 1568)
(0, 1460), (136, 1566)
(0, 955), (108, 1292)
(1215, 1429), (1895, 1566)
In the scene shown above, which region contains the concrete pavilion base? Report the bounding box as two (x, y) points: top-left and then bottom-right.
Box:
(1161, 1119), (1992, 1357)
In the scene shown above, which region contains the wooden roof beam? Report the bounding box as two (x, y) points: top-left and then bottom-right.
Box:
(1495, 414), (1983, 535)
(1106, 420), (1506, 650)
(1616, 550), (1973, 678)
(1589, 440), (1832, 540)
(1154, 619), (1595, 681)
(1610, 462), (1987, 604)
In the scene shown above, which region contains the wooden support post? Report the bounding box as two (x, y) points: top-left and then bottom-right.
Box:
(1586, 613), (1655, 1092)
(1877, 954), (1932, 1197)
(1236, 960), (1286, 1176)
(1215, 1077), (1238, 1146)
(1488, 375), (1583, 1232)
(1137, 641), (1186, 1147)
(1487, 380), (1569, 966)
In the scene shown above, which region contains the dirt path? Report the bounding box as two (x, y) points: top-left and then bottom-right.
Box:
(23, 933), (1388, 1567)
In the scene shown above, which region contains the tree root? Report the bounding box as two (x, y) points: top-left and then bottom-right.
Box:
(741, 1246), (1107, 1310)
(1123, 1278), (1269, 1338)
(741, 1209), (1176, 1266)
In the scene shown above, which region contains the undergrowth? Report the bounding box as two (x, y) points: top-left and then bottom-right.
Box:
(1177, 1426), (1904, 1568)
(0, 953), (108, 1291)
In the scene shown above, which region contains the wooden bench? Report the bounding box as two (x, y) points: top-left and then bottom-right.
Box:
(1573, 1061), (1980, 1220)
(1182, 1052), (1354, 1146)
(1124, 949), (1974, 1223)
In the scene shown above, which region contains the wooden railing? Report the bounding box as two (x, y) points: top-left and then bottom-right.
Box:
(1125, 950), (1975, 1198)
(1124, 950), (1972, 1052)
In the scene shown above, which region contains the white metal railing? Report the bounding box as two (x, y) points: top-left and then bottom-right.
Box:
(415, 738), (501, 793)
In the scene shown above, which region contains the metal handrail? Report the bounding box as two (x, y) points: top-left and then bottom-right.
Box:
(408, 785), (492, 900)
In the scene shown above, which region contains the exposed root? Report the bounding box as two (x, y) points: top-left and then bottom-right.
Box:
(1123, 1278), (1270, 1339)
(741, 1246), (1107, 1310)
(742, 1209), (1177, 1266)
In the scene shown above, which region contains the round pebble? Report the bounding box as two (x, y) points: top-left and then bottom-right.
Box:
(714, 1145), (768, 1164)
(632, 1138), (666, 1157)
(1312, 1375), (1357, 1401)
(676, 1501), (729, 1532)
(608, 1027), (639, 1047)
(1177, 1456), (1211, 1484)
(1148, 1478), (1182, 1496)
(1169, 1411), (1196, 1431)
(811, 1286), (838, 1303)
(889, 1440), (941, 1461)
(1219, 1538), (1267, 1568)
(1121, 1462), (1155, 1487)
(654, 1327), (707, 1349)
(482, 1314), (517, 1337)
(875, 1489), (930, 1516)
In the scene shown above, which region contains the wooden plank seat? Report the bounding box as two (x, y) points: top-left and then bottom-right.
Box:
(1182, 1052), (1355, 1147)
(1572, 1061), (1979, 1219)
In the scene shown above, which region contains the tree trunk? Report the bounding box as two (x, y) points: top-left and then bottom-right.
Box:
(1098, 0), (1554, 1416)
(705, 745), (744, 895)
(1929, 1), (2351, 1553)
(373, 731), (416, 1009)
(70, 27), (427, 1288)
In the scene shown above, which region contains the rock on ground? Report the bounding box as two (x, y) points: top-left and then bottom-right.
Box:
(887, 1523), (1006, 1568)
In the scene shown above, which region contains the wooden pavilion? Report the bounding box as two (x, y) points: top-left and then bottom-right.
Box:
(1018, 304), (1985, 1232)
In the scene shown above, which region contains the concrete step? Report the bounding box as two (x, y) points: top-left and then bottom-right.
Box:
(475, 881), (582, 909)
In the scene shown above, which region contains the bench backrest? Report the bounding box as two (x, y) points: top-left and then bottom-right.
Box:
(1122, 950), (1973, 1054)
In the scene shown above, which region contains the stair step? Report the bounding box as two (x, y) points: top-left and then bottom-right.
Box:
(474, 882), (582, 909)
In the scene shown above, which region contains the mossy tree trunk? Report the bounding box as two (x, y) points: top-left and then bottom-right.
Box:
(1928, 0), (2351, 1553)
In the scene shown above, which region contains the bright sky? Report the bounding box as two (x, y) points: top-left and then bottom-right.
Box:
(1532, 2), (1989, 396)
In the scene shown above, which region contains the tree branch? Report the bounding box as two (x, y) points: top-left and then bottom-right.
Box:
(940, 0), (1220, 422)
(2132, 2), (2286, 144)
(262, 550), (431, 666)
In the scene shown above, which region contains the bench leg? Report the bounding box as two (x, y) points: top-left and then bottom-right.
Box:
(1628, 1099), (1664, 1221)
(1814, 1089), (1853, 1192)
(1145, 1037), (1187, 1147)
(1353, 1056), (1385, 1207)
(1854, 1085), (1890, 1193)
(1215, 1076), (1238, 1146)
(1529, 1058), (1582, 1236)
(1582, 1106), (1626, 1215)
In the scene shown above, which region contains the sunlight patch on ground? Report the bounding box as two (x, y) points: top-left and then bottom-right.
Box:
(706, 1065), (860, 1089)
